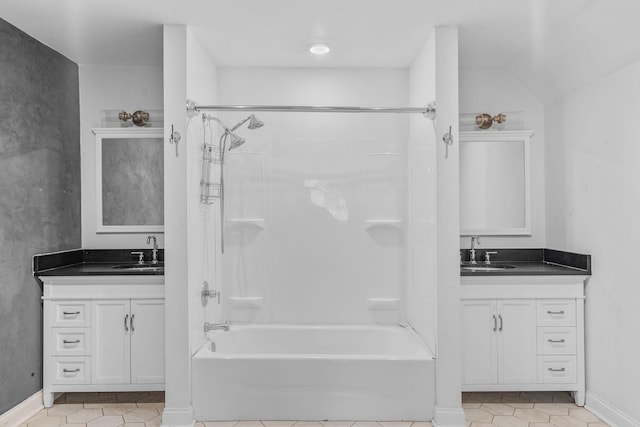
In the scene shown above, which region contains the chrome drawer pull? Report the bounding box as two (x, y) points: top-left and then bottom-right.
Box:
(62, 339), (80, 344)
(548, 367), (566, 372)
(492, 315), (497, 332)
(498, 314), (503, 332)
(63, 368), (80, 373)
(547, 310), (565, 315)
(124, 314), (129, 332)
(547, 339), (566, 343)
(130, 314), (135, 332)
(62, 311), (80, 316)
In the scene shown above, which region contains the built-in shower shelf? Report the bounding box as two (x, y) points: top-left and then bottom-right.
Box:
(364, 219), (403, 231)
(225, 218), (265, 229)
(227, 296), (263, 309)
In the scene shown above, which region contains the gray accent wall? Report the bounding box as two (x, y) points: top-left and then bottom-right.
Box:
(0, 18), (81, 414)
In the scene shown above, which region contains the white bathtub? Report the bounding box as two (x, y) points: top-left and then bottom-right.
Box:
(192, 324), (435, 421)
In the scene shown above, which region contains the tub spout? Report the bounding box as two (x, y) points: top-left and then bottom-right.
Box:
(204, 322), (229, 332)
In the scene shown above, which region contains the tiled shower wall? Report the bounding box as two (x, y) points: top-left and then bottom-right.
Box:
(0, 18), (81, 414)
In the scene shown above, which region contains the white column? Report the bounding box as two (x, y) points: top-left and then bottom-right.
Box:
(161, 24), (194, 427)
(434, 26), (465, 427)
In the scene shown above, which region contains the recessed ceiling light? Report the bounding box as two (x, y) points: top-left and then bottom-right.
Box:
(309, 43), (330, 55)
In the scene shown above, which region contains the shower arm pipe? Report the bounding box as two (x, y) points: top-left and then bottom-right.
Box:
(203, 114), (231, 132)
(189, 102), (437, 119)
(229, 115), (252, 131)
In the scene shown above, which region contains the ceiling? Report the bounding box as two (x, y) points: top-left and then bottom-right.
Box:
(1, 0), (639, 103)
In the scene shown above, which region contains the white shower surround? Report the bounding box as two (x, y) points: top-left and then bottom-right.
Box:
(192, 324), (435, 421)
(217, 67), (412, 326)
(162, 26), (462, 426)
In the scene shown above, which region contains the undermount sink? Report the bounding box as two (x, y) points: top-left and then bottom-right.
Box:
(112, 263), (164, 271)
(461, 264), (516, 271)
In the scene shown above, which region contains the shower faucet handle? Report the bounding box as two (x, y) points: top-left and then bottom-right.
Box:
(201, 281), (220, 306)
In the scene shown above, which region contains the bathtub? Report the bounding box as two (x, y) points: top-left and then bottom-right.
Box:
(191, 324), (435, 421)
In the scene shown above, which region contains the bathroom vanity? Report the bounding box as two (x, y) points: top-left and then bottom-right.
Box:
(35, 251), (165, 407)
(460, 249), (590, 406)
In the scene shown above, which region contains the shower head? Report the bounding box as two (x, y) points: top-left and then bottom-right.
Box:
(227, 132), (246, 150)
(247, 114), (264, 129)
(230, 114), (265, 131)
(204, 113), (262, 152)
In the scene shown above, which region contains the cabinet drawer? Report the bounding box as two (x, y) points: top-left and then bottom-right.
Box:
(538, 356), (576, 384)
(52, 301), (90, 327)
(537, 327), (576, 355)
(51, 328), (90, 356)
(51, 357), (91, 384)
(537, 300), (575, 326)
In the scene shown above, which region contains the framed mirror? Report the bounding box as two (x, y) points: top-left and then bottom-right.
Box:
(459, 130), (533, 236)
(93, 128), (164, 233)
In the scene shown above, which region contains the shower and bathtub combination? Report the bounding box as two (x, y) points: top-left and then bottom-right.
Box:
(186, 96), (439, 421)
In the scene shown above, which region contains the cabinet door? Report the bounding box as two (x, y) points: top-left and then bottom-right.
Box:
(92, 300), (131, 384)
(498, 299), (537, 384)
(461, 299), (498, 385)
(130, 299), (165, 384)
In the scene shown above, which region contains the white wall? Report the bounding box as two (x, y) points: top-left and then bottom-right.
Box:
(162, 25), (192, 426)
(162, 25), (220, 426)
(458, 68), (545, 250)
(216, 67), (409, 324)
(546, 59), (640, 426)
(185, 28), (219, 354)
(79, 64), (164, 249)
(407, 33), (437, 351)
(433, 26), (464, 427)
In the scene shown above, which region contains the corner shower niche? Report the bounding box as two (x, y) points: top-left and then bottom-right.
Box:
(223, 151), (265, 322)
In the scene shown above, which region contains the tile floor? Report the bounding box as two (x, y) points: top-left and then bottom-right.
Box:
(19, 391), (609, 427)
(461, 392), (609, 427)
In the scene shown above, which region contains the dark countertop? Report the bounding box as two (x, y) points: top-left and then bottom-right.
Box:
(460, 248), (591, 276)
(34, 249), (165, 277)
(36, 262), (164, 276)
(460, 261), (589, 276)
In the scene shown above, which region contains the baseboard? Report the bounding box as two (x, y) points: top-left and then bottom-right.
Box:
(432, 405), (466, 427)
(160, 407), (194, 427)
(585, 392), (640, 427)
(0, 390), (44, 427)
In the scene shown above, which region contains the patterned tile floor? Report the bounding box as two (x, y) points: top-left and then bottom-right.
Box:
(461, 392), (609, 427)
(19, 391), (609, 427)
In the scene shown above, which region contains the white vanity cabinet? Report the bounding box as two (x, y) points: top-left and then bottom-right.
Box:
(462, 298), (538, 385)
(92, 299), (164, 385)
(41, 275), (164, 407)
(461, 274), (588, 405)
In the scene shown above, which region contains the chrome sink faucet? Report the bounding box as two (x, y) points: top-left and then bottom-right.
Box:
(469, 235), (481, 264)
(147, 235), (159, 265)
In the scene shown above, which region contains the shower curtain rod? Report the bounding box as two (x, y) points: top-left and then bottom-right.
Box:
(187, 101), (437, 119)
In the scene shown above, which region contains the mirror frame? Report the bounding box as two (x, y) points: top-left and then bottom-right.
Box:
(93, 127), (164, 234)
(459, 130), (533, 236)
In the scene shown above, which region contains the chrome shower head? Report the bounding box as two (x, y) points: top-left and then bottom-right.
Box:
(230, 114), (265, 131)
(247, 114), (264, 129)
(228, 132), (246, 150)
